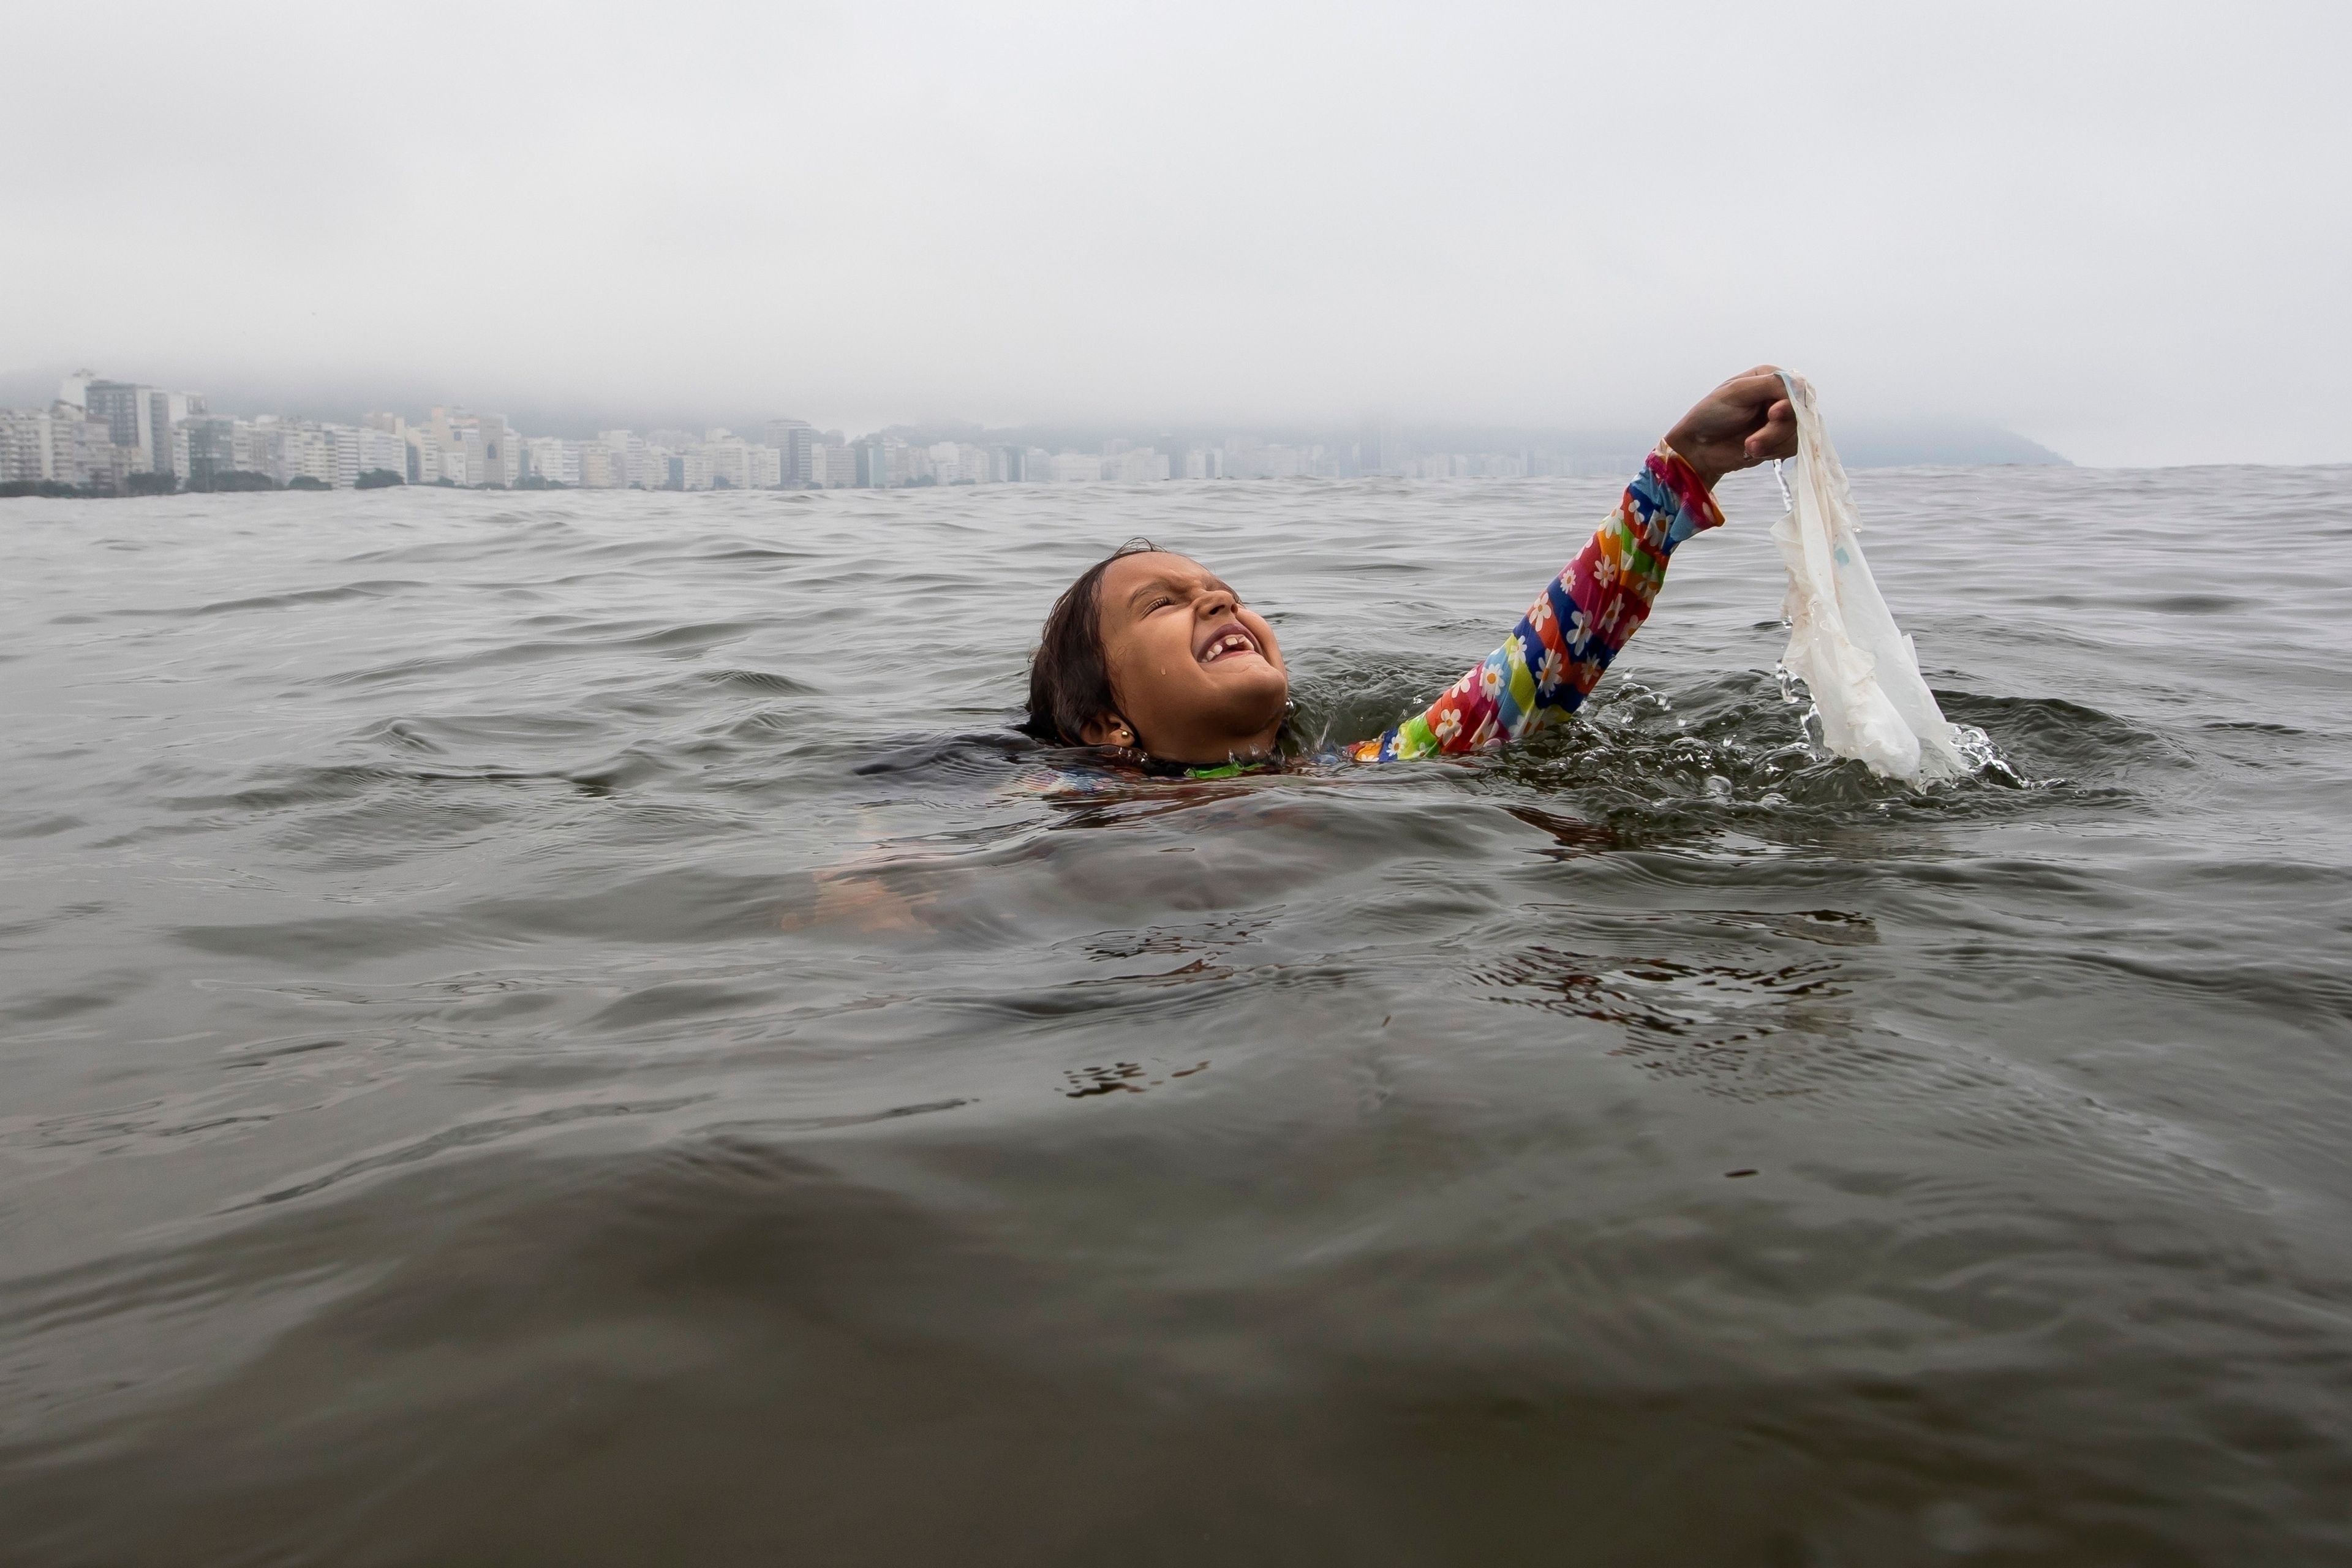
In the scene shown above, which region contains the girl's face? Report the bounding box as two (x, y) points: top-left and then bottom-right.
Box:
(1087, 551), (1289, 764)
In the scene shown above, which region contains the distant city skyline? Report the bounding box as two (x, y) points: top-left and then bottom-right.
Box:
(1, 364), (2073, 497)
(0, 363), (2070, 467)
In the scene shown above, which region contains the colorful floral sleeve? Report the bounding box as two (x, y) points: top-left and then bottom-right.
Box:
(1350, 444), (1724, 763)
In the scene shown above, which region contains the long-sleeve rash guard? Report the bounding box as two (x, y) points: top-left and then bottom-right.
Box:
(1348, 443), (1724, 763)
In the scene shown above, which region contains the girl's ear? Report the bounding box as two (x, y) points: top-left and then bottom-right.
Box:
(1079, 712), (1136, 748)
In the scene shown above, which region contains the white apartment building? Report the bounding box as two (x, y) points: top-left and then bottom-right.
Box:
(407, 431), (448, 484)
(0, 407), (88, 483)
(356, 426), (407, 480)
(1182, 446), (1224, 478)
(422, 408), (518, 487)
(702, 432), (745, 490)
(526, 436), (581, 485)
(430, 432), (478, 486)
(1257, 445), (1305, 479)
(326, 426), (362, 486)
(704, 434), (783, 490)
(1401, 452), (1527, 480)
(925, 441), (998, 484)
(1104, 447), (1169, 483)
(243, 420), (286, 482)
(1047, 452), (1103, 483)
(591, 431), (642, 489)
(239, 420), (306, 486)
(290, 425), (337, 486)
(1, 409), (48, 482)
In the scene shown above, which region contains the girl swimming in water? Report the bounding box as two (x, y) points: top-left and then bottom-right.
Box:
(1025, 367), (1800, 773)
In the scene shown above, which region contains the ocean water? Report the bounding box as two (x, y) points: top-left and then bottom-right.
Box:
(3, 466), (2350, 1564)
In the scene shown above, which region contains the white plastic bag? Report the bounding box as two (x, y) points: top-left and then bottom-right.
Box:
(1770, 372), (1966, 782)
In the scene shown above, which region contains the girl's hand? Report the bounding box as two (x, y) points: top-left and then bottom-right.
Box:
(1665, 367), (1799, 489)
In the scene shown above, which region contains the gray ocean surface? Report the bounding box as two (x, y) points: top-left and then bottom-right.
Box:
(4, 466), (2351, 1564)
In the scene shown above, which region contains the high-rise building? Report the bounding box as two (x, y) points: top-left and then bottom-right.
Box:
(526, 436), (581, 486)
(68, 382), (203, 474)
(405, 430), (447, 484)
(704, 435), (752, 489)
(182, 416), (239, 488)
(811, 440), (853, 487)
(146, 390), (203, 476)
(0, 407), (105, 484)
(0, 409), (59, 483)
(423, 407), (516, 488)
(356, 415), (409, 483)
(282, 424), (336, 486)
(1105, 448), (1168, 483)
(1182, 445), (1224, 479)
(853, 437), (887, 488)
(762, 419), (814, 486)
(593, 430), (644, 488)
(83, 381), (154, 469)
(66, 415), (135, 491)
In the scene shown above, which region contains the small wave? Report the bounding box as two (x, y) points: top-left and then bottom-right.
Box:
(696, 668), (819, 694)
(234, 1096), (711, 1210)
(104, 580), (426, 619)
(1935, 691), (2188, 780)
(851, 731), (1040, 778)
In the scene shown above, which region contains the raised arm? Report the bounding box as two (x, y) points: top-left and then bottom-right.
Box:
(1350, 446), (1722, 761)
(1350, 368), (1795, 763)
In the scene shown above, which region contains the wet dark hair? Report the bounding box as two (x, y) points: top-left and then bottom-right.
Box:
(1023, 537), (1161, 745)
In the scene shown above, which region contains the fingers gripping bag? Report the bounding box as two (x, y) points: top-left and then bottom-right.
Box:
(1770, 372), (1967, 782)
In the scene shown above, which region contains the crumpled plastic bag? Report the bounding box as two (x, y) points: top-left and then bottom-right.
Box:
(1770, 372), (1966, 781)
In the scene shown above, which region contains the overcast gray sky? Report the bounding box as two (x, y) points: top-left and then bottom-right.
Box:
(7, 0), (2346, 465)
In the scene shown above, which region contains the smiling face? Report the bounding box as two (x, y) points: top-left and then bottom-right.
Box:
(1086, 551), (1289, 764)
